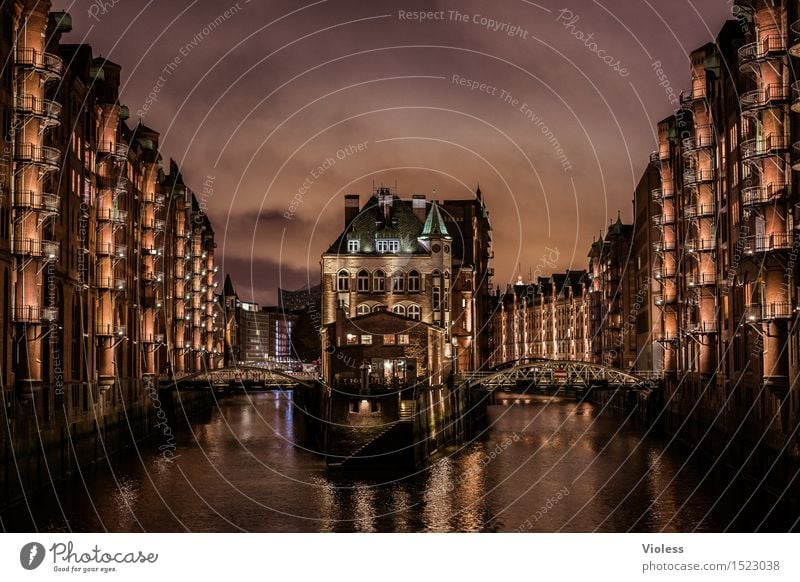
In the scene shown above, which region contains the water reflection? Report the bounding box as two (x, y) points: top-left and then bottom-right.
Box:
(1, 393), (796, 532)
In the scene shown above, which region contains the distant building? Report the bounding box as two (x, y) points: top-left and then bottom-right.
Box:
(279, 284), (321, 313)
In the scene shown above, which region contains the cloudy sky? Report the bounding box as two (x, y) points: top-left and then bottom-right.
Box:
(60, 0), (731, 304)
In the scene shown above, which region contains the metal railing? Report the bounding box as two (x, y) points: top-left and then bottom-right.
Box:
(14, 94), (62, 125)
(653, 240), (677, 253)
(741, 182), (787, 206)
(740, 133), (790, 161)
(11, 238), (59, 260)
(11, 305), (58, 323)
(97, 141), (129, 160)
(738, 36), (785, 70)
(683, 167), (714, 185)
(686, 239), (716, 253)
(14, 47), (64, 78)
(739, 84), (790, 111)
(684, 203), (715, 219)
(14, 143), (60, 170)
(686, 272), (716, 286)
(743, 233), (794, 254)
(95, 277), (126, 290)
(13, 191), (60, 213)
(97, 208), (128, 224)
(652, 213), (675, 226)
(745, 302), (795, 321)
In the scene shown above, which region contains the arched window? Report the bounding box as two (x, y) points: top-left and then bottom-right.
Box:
(337, 270), (349, 291)
(357, 270), (370, 292)
(392, 304), (406, 316)
(372, 304), (384, 312)
(392, 271), (404, 292)
(373, 270), (385, 292)
(408, 270), (420, 292)
(356, 304), (370, 315)
(408, 304), (421, 320)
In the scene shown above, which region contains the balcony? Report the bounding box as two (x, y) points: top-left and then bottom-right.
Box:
(683, 203), (715, 219)
(686, 239), (716, 253)
(142, 333), (166, 344)
(738, 36), (785, 72)
(679, 85), (706, 106)
(654, 332), (678, 342)
(653, 239), (677, 253)
(745, 302), (795, 322)
(741, 182), (787, 207)
(15, 94), (62, 127)
(739, 84), (789, 112)
(142, 271), (164, 284)
(14, 48), (64, 81)
(95, 277), (126, 291)
(653, 267), (677, 280)
(95, 242), (127, 258)
(12, 305), (58, 323)
(96, 323), (126, 337)
(686, 272), (716, 287)
(142, 245), (162, 256)
(790, 20), (800, 58)
(654, 293), (678, 306)
(744, 233), (794, 254)
(686, 321), (718, 334)
(97, 176), (129, 194)
(683, 167), (713, 186)
(652, 213), (675, 226)
(13, 191), (60, 213)
(741, 134), (789, 163)
(649, 151), (660, 165)
(154, 219), (166, 232)
(14, 143), (60, 171)
(98, 141), (129, 161)
(97, 208), (128, 225)
(682, 129), (714, 153)
(11, 238), (59, 260)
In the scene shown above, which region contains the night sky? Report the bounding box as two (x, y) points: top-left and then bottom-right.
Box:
(59, 0), (731, 305)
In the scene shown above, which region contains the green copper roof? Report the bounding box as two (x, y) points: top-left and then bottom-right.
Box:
(421, 201), (450, 238)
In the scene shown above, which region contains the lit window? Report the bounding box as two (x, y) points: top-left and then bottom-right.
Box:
(398, 334), (410, 345)
(361, 335), (372, 345)
(392, 304), (406, 316)
(346, 333), (357, 345)
(373, 270), (385, 292)
(392, 271), (405, 292)
(357, 270), (370, 292)
(376, 239), (400, 253)
(347, 239), (360, 252)
(384, 335), (396, 345)
(408, 270), (420, 292)
(408, 304), (421, 320)
(337, 270), (349, 291)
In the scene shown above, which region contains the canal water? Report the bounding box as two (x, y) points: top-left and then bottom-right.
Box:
(1, 392), (796, 532)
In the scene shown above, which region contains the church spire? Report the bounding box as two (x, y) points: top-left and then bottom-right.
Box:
(420, 200), (451, 239)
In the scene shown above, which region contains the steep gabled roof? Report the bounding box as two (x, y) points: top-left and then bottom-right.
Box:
(420, 200), (450, 239)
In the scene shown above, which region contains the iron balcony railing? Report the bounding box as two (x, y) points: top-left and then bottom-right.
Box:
(11, 238), (59, 260)
(652, 213), (675, 226)
(97, 176), (129, 193)
(96, 323), (126, 337)
(653, 239), (677, 253)
(743, 233), (794, 254)
(686, 239), (716, 253)
(11, 305), (58, 323)
(14, 94), (62, 126)
(745, 302), (795, 322)
(97, 208), (128, 224)
(683, 203), (715, 219)
(738, 36), (785, 71)
(739, 84), (790, 111)
(741, 182), (787, 206)
(142, 271), (164, 283)
(654, 332), (678, 342)
(14, 47), (64, 79)
(654, 293), (678, 306)
(741, 133), (790, 162)
(653, 267), (677, 280)
(682, 128), (714, 152)
(95, 277), (126, 291)
(683, 167), (714, 186)
(686, 272), (716, 287)
(95, 242), (127, 257)
(97, 141), (129, 160)
(14, 143), (60, 170)
(686, 320), (718, 334)
(13, 191), (60, 213)
(679, 85), (706, 105)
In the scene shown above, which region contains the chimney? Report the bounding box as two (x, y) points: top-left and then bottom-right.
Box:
(344, 195), (359, 229)
(412, 194), (426, 223)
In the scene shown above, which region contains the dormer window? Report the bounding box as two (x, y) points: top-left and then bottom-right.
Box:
(347, 239), (360, 253)
(376, 239), (400, 253)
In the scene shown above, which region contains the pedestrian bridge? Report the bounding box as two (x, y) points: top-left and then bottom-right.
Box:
(173, 366), (317, 390)
(459, 358), (658, 391)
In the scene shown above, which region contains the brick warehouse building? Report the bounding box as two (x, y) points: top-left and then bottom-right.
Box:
(0, 2), (223, 503)
(320, 186), (493, 379)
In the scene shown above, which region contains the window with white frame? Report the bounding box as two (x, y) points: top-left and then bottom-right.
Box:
(376, 238), (400, 253)
(408, 304), (421, 320)
(357, 270), (370, 292)
(337, 270), (349, 291)
(347, 239), (360, 252)
(408, 270), (420, 292)
(392, 304), (406, 316)
(356, 304), (370, 315)
(392, 271), (404, 292)
(373, 270), (385, 292)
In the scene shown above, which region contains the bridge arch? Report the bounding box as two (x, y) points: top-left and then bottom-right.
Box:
(175, 365), (315, 388)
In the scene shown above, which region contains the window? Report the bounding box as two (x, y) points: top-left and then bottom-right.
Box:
(373, 270), (385, 292)
(356, 304), (370, 315)
(408, 270), (420, 292)
(361, 335), (372, 345)
(337, 270), (349, 291)
(346, 333), (358, 345)
(392, 304), (406, 316)
(376, 239), (400, 253)
(398, 334), (410, 345)
(357, 270), (370, 292)
(372, 304), (383, 312)
(433, 286), (441, 310)
(347, 239), (360, 252)
(392, 271), (404, 292)
(384, 335), (396, 345)
(408, 304), (421, 320)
